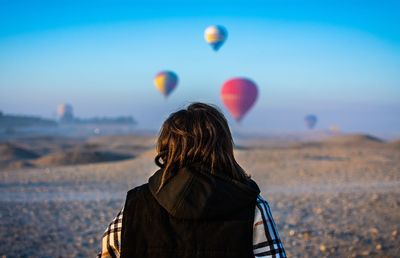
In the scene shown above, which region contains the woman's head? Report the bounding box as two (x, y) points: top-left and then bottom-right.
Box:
(155, 102), (248, 190)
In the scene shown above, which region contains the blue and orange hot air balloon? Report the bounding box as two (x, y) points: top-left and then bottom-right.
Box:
(154, 71), (178, 98)
(204, 25), (228, 51)
(304, 114), (318, 129)
(221, 77), (258, 123)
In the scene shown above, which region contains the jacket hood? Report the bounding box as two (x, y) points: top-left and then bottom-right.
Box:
(148, 165), (260, 220)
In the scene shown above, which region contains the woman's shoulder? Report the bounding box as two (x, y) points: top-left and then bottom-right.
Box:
(126, 183), (150, 199)
(124, 183), (152, 210)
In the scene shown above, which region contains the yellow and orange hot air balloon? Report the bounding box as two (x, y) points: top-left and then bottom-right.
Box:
(154, 71), (179, 98)
(204, 25), (228, 51)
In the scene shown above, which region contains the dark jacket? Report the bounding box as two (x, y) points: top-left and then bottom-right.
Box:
(121, 165), (260, 258)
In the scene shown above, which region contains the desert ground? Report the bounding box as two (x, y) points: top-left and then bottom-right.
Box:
(0, 133), (399, 257)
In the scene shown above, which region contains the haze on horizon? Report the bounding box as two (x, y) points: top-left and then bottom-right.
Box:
(0, 0), (399, 137)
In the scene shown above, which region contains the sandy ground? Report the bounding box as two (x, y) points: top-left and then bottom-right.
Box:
(0, 134), (399, 257)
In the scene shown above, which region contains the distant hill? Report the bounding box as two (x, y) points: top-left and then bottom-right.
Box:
(292, 133), (385, 149)
(0, 112), (57, 128)
(0, 111), (136, 128)
(322, 134), (384, 145)
(67, 116), (137, 125)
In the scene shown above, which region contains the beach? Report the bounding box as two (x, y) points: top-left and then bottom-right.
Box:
(0, 134), (399, 257)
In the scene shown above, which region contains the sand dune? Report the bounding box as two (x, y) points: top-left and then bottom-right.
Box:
(0, 142), (39, 160)
(33, 148), (133, 166)
(0, 135), (156, 170)
(0, 143), (39, 169)
(388, 139), (400, 148)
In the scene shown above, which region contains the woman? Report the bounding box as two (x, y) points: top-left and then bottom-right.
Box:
(98, 103), (286, 258)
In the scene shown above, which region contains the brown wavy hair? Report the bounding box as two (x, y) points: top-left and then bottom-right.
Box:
(155, 102), (249, 191)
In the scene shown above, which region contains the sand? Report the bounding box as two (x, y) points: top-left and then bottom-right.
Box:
(0, 135), (155, 170)
(0, 134), (399, 257)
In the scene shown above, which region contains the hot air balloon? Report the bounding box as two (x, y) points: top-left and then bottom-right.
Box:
(328, 125), (340, 134)
(57, 103), (74, 122)
(154, 71), (178, 98)
(204, 25), (227, 51)
(304, 115), (318, 129)
(221, 77), (258, 123)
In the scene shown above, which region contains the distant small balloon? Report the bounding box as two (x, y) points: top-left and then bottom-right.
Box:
(329, 125), (340, 134)
(204, 25), (228, 51)
(221, 77), (258, 123)
(57, 103), (74, 122)
(154, 71), (178, 98)
(304, 115), (318, 129)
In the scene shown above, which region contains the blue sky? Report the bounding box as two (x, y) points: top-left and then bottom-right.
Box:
(0, 0), (399, 136)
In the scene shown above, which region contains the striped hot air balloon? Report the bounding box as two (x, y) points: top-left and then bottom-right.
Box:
(154, 71), (178, 98)
(204, 25), (228, 51)
(221, 77), (258, 123)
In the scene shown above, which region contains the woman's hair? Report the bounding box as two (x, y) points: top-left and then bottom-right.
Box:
(155, 102), (249, 191)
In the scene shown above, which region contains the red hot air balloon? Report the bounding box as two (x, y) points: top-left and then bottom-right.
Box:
(221, 77), (258, 123)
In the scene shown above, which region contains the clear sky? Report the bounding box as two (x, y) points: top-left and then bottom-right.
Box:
(0, 0), (399, 136)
